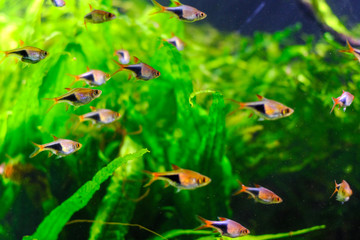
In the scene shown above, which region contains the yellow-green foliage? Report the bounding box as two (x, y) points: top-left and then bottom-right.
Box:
(0, 0), (358, 239)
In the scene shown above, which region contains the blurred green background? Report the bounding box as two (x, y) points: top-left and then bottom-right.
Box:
(0, 0), (359, 239)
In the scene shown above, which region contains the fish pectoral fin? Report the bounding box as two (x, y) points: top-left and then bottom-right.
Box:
(175, 188), (181, 193)
(258, 117), (265, 121)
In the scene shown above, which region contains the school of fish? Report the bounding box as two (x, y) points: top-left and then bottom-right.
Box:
(0, 0), (356, 239)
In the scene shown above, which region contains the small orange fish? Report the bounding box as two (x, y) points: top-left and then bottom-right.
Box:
(30, 135), (82, 158)
(144, 164), (211, 190)
(112, 57), (160, 81)
(233, 183), (283, 204)
(0, 46), (48, 64)
(330, 90), (354, 114)
(114, 49), (130, 64)
(330, 180), (352, 203)
(151, 0), (206, 22)
(84, 4), (116, 30)
(67, 67), (111, 87)
(44, 88), (102, 112)
(165, 34), (184, 51)
(339, 40), (360, 63)
(228, 94), (294, 120)
(79, 106), (121, 125)
(195, 216), (250, 238)
(52, 0), (65, 7)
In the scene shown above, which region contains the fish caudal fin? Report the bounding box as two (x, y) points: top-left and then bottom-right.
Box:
(150, 0), (166, 15)
(143, 170), (158, 187)
(226, 99), (247, 116)
(232, 184), (247, 196)
(111, 59), (125, 77)
(0, 51), (9, 65)
(194, 216), (212, 231)
(66, 73), (81, 87)
(330, 180), (338, 199)
(330, 97), (340, 114)
(339, 40), (354, 54)
(43, 97), (59, 113)
(29, 142), (44, 158)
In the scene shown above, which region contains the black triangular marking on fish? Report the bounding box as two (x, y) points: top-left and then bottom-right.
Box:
(169, 8), (184, 20)
(167, 40), (177, 47)
(212, 222), (228, 235)
(162, 174), (181, 185)
(118, 51), (124, 58)
(46, 143), (63, 151)
(82, 73), (95, 82)
(246, 188), (260, 197)
(60, 94), (78, 102)
(13, 50), (29, 58)
(339, 98), (347, 105)
(251, 104), (266, 114)
(124, 65), (142, 78)
(87, 113), (101, 122)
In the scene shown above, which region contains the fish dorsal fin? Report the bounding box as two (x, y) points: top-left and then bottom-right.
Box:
(254, 184), (262, 188)
(65, 88), (71, 91)
(174, 1), (181, 6)
(19, 40), (25, 47)
(171, 32), (175, 37)
(133, 56), (140, 64)
(171, 164), (180, 170)
(89, 4), (93, 11)
(90, 106), (97, 111)
(218, 217), (227, 221)
(52, 135), (59, 140)
(256, 94), (264, 100)
(86, 66), (90, 71)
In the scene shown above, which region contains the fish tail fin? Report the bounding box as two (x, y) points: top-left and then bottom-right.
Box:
(232, 184), (247, 196)
(226, 99), (247, 116)
(330, 97), (339, 114)
(0, 51), (9, 65)
(150, 0), (166, 15)
(29, 142), (44, 158)
(111, 59), (125, 77)
(194, 215), (212, 230)
(143, 170), (158, 187)
(43, 97), (59, 113)
(78, 115), (85, 122)
(330, 180), (338, 199)
(339, 40), (354, 54)
(66, 73), (81, 87)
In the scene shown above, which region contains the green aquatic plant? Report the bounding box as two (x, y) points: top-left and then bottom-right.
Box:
(0, 0), (359, 239)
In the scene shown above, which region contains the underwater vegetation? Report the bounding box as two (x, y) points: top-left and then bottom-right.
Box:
(1, 0), (360, 239)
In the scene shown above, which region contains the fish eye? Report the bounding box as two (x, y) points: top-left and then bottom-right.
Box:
(76, 143), (81, 148)
(94, 90), (99, 95)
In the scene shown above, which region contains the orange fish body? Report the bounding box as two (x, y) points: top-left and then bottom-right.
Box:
(229, 94), (294, 120)
(330, 90), (354, 114)
(144, 164), (211, 190)
(0, 46), (48, 64)
(84, 4), (116, 29)
(152, 0), (206, 22)
(79, 106), (121, 124)
(233, 183), (283, 204)
(112, 58), (160, 81)
(44, 88), (102, 112)
(114, 49), (130, 64)
(195, 216), (250, 238)
(30, 136), (82, 158)
(67, 68), (111, 87)
(330, 180), (352, 203)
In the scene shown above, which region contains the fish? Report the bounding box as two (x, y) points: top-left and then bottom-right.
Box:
(144, 164), (211, 190)
(0, 46), (48, 64)
(233, 183), (283, 204)
(51, 0), (66, 7)
(114, 49), (130, 64)
(339, 40), (360, 63)
(330, 90), (354, 114)
(67, 67), (111, 87)
(84, 4), (116, 30)
(30, 135), (82, 158)
(330, 180), (352, 203)
(44, 88), (102, 112)
(228, 94), (294, 120)
(79, 106), (121, 124)
(151, 0), (207, 22)
(195, 216), (250, 238)
(165, 34), (184, 51)
(112, 57), (161, 81)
